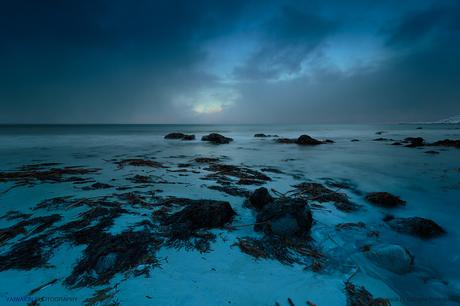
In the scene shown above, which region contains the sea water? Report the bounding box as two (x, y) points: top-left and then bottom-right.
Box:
(0, 124), (459, 305)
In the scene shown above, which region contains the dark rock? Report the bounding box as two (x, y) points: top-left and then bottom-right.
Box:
(204, 163), (271, 185)
(324, 139), (335, 143)
(385, 216), (445, 239)
(261, 167), (283, 174)
(165, 132), (186, 139)
(424, 150), (439, 154)
(255, 198), (312, 237)
(416, 127), (423, 129)
(296, 135), (323, 145)
(430, 139), (460, 148)
(375, 131), (385, 135)
(201, 133), (233, 144)
(391, 142), (402, 146)
(365, 192), (406, 208)
(276, 135), (323, 145)
(164, 200), (235, 230)
(351, 139), (360, 142)
(249, 187), (274, 210)
(182, 134), (195, 141)
(403, 137), (425, 147)
(164, 132), (195, 140)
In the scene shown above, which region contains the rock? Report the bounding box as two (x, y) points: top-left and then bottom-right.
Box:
(366, 244), (414, 274)
(182, 134), (196, 141)
(81, 182), (113, 190)
(430, 139), (460, 148)
(164, 200), (235, 230)
(254, 133), (268, 137)
(255, 198), (312, 237)
(392, 142), (402, 145)
(201, 133), (233, 144)
(365, 192), (406, 208)
(324, 139), (335, 143)
(249, 187), (274, 209)
(424, 150), (439, 154)
(385, 216), (445, 239)
(164, 133), (195, 140)
(351, 139), (360, 142)
(296, 135), (323, 145)
(404, 137), (425, 147)
(375, 131), (385, 135)
(373, 137), (393, 141)
(275, 135), (323, 145)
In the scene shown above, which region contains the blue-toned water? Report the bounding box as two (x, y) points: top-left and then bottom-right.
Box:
(0, 124), (459, 305)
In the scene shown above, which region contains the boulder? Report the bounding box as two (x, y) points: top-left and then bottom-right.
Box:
(296, 135), (323, 145)
(404, 137), (425, 147)
(385, 216), (445, 239)
(164, 200), (235, 230)
(164, 133), (195, 140)
(201, 133), (233, 144)
(255, 198), (312, 237)
(365, 192), (406, 208)
(248, 187), (273, 209)
(430, 139), (460, 148)
(366, 244), (414, 274)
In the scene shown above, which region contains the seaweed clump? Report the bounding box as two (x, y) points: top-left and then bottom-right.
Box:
(344, 282), (390, 306)
(65, 230), (160, 288)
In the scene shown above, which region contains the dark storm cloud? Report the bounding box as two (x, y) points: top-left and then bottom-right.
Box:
(233, 6), (338, 80)
(0, 0), (249, 123)
(0, 0), (459, 123)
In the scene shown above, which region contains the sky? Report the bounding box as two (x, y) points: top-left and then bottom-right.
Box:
(1, 0), (459, 124)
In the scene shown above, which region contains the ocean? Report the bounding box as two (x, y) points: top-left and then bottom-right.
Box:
(0, 124), (459, 305)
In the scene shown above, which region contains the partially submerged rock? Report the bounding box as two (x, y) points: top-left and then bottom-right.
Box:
(365, 192), (406, 208)
(276, 135), (323, 146)
(201, 133), (233, 144)
(385, 216), (445, 239)
(248, 187), (274, 210)
(255, 198), (312, 238)
(164, 132), (195, 140)
(403, 137), (425, 147)
(163, 200), (235, 230)
(365, 244), (414, 274)
(430, 139), (460, 148)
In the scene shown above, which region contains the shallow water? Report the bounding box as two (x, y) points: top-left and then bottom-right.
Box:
(0, 124), (459, 305)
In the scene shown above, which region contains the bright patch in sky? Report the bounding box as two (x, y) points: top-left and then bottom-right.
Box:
(193, 103), (223, 114)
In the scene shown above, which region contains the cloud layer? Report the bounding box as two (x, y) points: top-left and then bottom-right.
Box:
(1, 0), (459, 123)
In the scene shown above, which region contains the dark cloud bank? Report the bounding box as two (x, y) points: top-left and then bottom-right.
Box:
(0, 0), (459, 124)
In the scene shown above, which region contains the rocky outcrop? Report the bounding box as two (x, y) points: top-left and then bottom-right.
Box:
(365, 192), (406, 208)
(201, 133), (233, 144)
(385, 216), (445, 239)
(164, 133), (195, 140)
(430, 139), (460, 148)
(255, 198), (312, 237)
(403, 137), (425, 147)
(164, 200), (235, 230)
(248, 187), (273, 210)
(276, 134), (324, 145)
